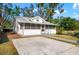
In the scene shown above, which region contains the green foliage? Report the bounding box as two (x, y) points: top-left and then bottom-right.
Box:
(59, 17), (76, 30)
(0, 3), (64, 29)
(75, 20), (79, 30)
(2, 20), (13, 29)
(36, 3), (64, 20)
(52, 17), (79, 34)
(0, 3), (63, 28)
(56, 27), (64, 34)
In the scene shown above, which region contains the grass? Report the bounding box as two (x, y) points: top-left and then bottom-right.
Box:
(53, 34), (79, 41)
(51, 34), (79, 46)
(0, 41), (18, 55)
(0, 32), (19, 55)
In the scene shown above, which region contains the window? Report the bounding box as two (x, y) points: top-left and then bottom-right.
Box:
(29, 19), (32, 21)
(36, 24), (40, 29)
(20, 23), (24, 29)
(30, 24), (40, 29)
(49, 25), (55, 29)
(36, 19), (39, 21)
(25, 23), (30, 29)
(46, 25), (49, 29)
(31, 24), (35, 29)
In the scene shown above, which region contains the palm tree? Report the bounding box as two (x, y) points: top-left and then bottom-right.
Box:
(22, 3), (34, 17)
(36, 3), (61, 22)
(0, 3), (4, 25)
(30, 3), (34, 17)
(15, 5), (21, 16)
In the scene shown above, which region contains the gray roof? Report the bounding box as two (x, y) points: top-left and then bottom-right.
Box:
(15, 16), (57, 25)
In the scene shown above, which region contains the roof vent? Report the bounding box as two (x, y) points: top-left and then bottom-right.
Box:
(29, 19), (32, 21)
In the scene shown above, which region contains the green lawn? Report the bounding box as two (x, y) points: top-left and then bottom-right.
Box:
(53, 34), (79, 41)
(52, 34), (79, 46)
(0, 41), (18, 55)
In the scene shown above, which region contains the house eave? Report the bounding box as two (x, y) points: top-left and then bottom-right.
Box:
(18, 22), (57, 26)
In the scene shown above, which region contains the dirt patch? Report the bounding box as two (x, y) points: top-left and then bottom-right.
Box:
(7, 33), (22, 39)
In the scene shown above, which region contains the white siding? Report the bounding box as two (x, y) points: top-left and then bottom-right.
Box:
(18, 29), (41, 36)
(50, 29), (56, 34)
(17, 27), (56, 36)
(44, 29), (56, 34)
(24, 29), (41, 36)
(18, 30), (24, 35)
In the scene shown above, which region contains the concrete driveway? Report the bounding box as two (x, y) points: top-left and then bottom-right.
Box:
(12, 37), (75, 55)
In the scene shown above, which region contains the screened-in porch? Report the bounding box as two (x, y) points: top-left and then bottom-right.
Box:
(17, 23), (56, 35)
(19, 23), (56, 30)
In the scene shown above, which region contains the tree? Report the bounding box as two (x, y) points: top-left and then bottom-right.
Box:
(22, 3), (34, 17)
(0, 3), (3, 17)
(75, 20), (79, 30)
(36, 3), (64, 22)
(29, 3), (34, 17)
(1, 4), (21, 29)
(59, 17), (76, 30)
(14, 5), (21, 16)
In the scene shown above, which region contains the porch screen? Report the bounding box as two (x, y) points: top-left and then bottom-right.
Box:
(25, 23), (30, 29)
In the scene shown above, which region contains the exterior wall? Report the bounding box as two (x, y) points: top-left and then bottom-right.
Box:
(49, 29), (56, 34)
(14, 21), (56, 36)
(18, 29), (56, 36)
(15, 24), (56, 36)
(17, 29), (24, 35)
(24, 29), (41, 36)
(19, 29), (41, 36)
(16, 26), (56, 36)
(44, 29), (56, 34)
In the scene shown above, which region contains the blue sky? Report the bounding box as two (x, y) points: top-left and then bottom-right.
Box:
(54, 3), (79, 20)
(14, 3), (79, 20)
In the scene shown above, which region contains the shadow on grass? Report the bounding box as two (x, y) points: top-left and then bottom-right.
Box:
(0, 32), (9, 44)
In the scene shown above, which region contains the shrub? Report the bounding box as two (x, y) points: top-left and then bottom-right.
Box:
(56, 27), (64, 34)
(73, 32), (79, 38)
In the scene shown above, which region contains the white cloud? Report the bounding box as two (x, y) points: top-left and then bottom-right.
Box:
(72, 12), (79, 19)
(73, 14), (79, 18)
(73, 12), (77, 15)
(73, 3), (79, 9)
(55, 10), (60, 15)
(72, 12), (79, 18)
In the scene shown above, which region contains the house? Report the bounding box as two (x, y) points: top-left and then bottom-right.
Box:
(13, 16), (57, 36)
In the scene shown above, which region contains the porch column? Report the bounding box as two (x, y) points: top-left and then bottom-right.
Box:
(29, 23), (31, 29)
(23, 23), (25, 35)
(44, 24), (46, 34)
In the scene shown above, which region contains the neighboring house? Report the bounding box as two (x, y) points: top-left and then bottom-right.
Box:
(14, 16), (57, 36)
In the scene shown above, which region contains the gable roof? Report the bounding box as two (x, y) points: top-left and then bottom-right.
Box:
(14, 16), (57, 25)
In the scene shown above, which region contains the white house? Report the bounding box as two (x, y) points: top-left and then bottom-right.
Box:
(13, 16), (57, 36)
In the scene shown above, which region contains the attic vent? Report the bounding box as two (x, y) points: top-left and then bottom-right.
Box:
(36, 19), (39, 21)
(42, 20), (44, 23)
(29, 19), (32, 21)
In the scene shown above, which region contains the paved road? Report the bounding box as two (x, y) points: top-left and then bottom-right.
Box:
(12, 37), (78, 55)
